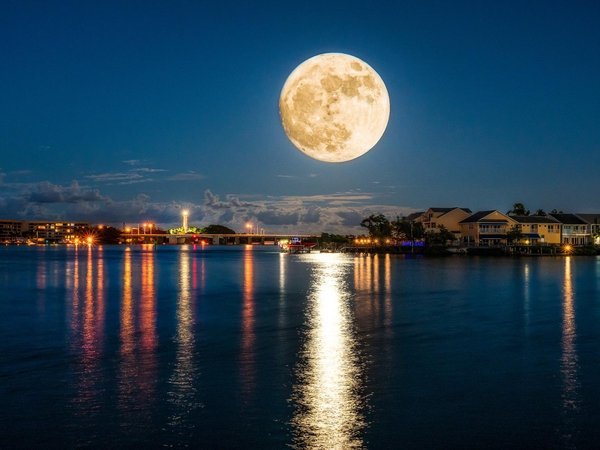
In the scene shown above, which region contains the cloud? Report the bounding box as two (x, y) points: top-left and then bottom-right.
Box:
(26, 181), (106, 204)
(9, 170), (32, 176)
(301, 207), (321, 224)
(86, 172), (145, 183)
(86, 165), (165, 185)
(256, 210), (300, 225)
(135, 168), (167, 174)
(204, 190), (258, 209)
(336, 210), (365, 227)
(167, 172), (205, 181)
(0, 179), (417, 234)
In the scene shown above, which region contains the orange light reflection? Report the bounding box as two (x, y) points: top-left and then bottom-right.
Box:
(240, 246), (256, 398)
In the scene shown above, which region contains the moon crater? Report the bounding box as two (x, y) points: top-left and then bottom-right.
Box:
(279, 53), (390, 163)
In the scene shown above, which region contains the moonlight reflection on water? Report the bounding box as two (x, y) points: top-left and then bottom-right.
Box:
(291, 253), (366, 449)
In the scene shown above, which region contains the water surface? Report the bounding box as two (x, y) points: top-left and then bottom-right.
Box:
(1, 245), (600, 448)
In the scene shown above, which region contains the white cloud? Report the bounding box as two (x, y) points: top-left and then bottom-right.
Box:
(167, 172), (205, 181)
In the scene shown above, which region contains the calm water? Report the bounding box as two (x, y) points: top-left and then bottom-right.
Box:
(1, 246), (600, 449)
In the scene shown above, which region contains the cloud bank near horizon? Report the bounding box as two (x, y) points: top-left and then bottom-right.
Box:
(0, 174), (415, 234)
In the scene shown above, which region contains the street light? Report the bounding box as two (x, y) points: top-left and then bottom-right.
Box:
(246, 222), (252, 234)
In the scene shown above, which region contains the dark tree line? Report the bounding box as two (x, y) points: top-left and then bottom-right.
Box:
(506, 202), (563, 216)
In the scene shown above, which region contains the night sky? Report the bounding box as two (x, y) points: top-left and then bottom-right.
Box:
(1, 1), (599, 233)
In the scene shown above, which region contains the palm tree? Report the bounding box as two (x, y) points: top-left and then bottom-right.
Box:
(507, 202), (529, 216)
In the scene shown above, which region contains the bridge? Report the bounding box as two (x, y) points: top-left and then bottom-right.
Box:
(122, 232), (319, 246)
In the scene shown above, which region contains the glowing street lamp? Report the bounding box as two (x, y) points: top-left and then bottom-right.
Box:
(246, 222), (252, 234)
(182, 210), (190, 232)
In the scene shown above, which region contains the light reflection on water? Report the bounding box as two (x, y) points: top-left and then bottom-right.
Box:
(523, 263), (530, 329)
(166, 247), (202, 439)
(240, 245), (256, 398)
(118, 247), (135, 414)
(384, 254), (392, 330)
(561, 256), (579, 448)
(68, 247), (106, 423)
(291, 253), (366, 450)
(116, 246), (157, 427)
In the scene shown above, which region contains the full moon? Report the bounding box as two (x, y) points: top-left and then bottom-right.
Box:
(279, 53), (390, 163)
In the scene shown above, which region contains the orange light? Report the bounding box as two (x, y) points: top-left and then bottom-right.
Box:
(86, 236), (94, 245)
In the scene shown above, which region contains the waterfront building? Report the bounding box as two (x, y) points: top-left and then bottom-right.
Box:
(575, 213), (600, 245)
(415, 207), (472, 238)
(0, 220), (90, 243)
(459, 210), (518, 246)
(0, 220), (24, 241)
(549, 213), (591, 245)
(511, 215), (562, 245)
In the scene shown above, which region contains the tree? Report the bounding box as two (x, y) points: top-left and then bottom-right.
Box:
(97, 226), (122, 244)
(320, 233), (350, 244)
(202, 224), (236, 234)
(360, 214), (392, 238)
(507, 203), (529, 216)
(534, 209), (546, 216)
(507, 224), (523, 244)
(169, 226), (202, 234)
(550, 209), (563, 214)
(392, 217), (424, 241)
(436, 225), (456, 245)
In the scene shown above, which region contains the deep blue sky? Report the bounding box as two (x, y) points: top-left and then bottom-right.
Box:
(1, 0), (599, 232)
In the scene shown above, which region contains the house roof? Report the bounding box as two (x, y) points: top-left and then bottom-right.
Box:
(512, 215), (560, 224)
(549, 213), (587, 225)
(429, 207), (454, 213)
(405, 211), (424, 221)
(429, 207), (472, 216)
(460, 210), (504, 223)
(576, 213), (600, 224)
